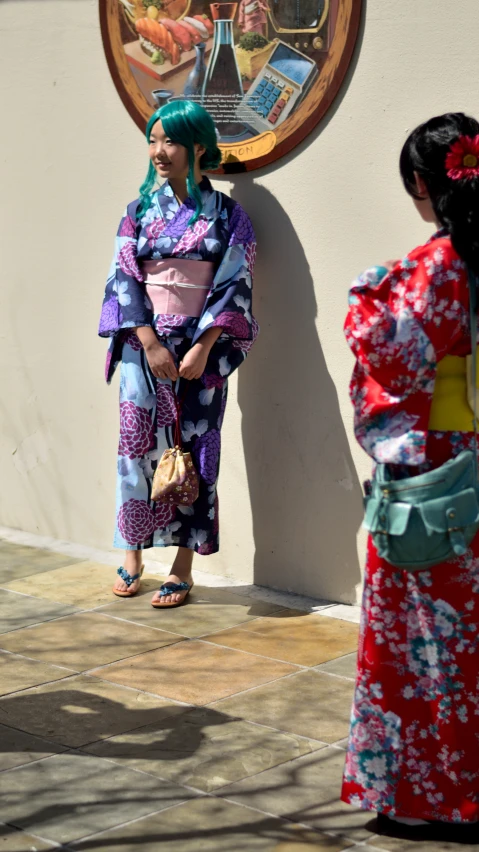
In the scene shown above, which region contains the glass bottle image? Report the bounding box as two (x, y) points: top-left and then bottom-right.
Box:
(184, 43), (207, 98)
(202, 2), (245, 137)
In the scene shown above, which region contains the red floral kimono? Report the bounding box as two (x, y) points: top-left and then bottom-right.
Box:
(342, 229), (479, 823)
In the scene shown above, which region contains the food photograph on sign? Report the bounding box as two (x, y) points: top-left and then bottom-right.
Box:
(101, 0), (361, 170)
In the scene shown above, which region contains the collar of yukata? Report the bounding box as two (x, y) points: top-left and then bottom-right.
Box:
(162, 175), (213, 203)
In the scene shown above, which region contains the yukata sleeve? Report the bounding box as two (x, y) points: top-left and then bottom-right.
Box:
(192, 203), (259, 379)
(98, 201), (152, 338)
(344, 246), (467, 464)
(346, 252), (466, 396)
(194, 204), (258, 344)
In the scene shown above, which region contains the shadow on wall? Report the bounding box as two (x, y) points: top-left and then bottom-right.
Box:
(229, 181), (363, 604)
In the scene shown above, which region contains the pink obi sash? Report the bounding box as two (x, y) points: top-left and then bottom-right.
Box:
(143, 259), (214, 318)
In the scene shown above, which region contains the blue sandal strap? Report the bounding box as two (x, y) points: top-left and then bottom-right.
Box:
(117, 567), (140, 587)
(159, 581), (190, 597)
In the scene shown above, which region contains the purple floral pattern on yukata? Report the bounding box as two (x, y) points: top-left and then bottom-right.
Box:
(172, 217), (210, 255)
(165, 201), (196, 240)
(119, 215), (136, 238)
(118, 499), (155, 545)
(118, 243), (143, 282)
(194, 429), (221, 484)
(156, 383), (177, 427)
(229, 205), (255, 246)
(123, 331), (143, 351)
(154, 314), (188, 333)
(118, 402), (154, 458)
(202, 373), (225, 390)
(105, 350), (112, 382)
(232, 317), (259, 352)
(146, 217), (167, 246)
(245, 242), (257, 274)
(153, 501), (176, 529)
(99, 297), (122, 336)
(215, 311), (250, 339)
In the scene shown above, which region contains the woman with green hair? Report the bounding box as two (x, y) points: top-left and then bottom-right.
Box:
(99, 100), (258, 608)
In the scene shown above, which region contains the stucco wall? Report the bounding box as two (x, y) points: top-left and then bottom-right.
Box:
(1, 0), (478, 603)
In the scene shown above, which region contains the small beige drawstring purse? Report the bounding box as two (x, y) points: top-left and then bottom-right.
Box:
(151, 384), (199, 506)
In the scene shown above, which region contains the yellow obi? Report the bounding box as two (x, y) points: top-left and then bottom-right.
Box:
(429, 352), (479, 432)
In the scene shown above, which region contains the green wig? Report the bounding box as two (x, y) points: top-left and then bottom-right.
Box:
(137, 99), (222, 222)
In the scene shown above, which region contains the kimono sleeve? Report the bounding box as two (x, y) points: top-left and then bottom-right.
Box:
(98, 201), (152, 338)
(344, 242), (468, 464)
(193, 203), (258, 347)
(345, 250), (467, 399)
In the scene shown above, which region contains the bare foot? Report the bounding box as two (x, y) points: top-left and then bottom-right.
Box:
(151, 573), (193, 606)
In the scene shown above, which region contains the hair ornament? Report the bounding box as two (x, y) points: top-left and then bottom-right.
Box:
(445, 134), (479, 180)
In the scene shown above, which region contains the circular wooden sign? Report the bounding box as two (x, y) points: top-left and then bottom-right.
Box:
(100, 0), (362, 172)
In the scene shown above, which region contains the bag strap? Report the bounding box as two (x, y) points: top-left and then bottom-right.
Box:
(172, 382), (188, 449)
(468, 268), (479, 481)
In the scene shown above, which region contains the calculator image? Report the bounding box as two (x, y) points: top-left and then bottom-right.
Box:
(236, 41), (319, 134)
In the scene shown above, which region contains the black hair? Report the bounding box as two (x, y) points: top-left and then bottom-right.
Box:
(400, 112), (479, 273)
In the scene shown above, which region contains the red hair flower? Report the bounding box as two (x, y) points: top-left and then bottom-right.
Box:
(445, 134), (479, 180)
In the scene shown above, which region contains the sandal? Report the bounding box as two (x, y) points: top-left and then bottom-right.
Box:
(151, 580), (194, 609)
(112, 565), (144, 598)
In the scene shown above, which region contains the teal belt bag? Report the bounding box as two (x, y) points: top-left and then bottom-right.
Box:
(363, 270), (479, 572)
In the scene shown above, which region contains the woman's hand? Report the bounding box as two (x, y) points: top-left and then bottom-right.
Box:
(134, 326), (178, 380)
(145, 340), (179, 380)
(178, 327), (224, 380)
(179, 342), (209, 380)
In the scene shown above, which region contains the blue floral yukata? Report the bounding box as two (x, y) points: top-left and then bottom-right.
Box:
(99, 177), (257, 554)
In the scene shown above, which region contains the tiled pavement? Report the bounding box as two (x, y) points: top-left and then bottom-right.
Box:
(0, 540), (472, 851)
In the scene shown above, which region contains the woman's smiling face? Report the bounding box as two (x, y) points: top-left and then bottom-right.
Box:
(148, 119), (189, 182)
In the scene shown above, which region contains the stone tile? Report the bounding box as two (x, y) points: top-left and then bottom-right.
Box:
(345, 848), (385, 852)
(0, 588), (79, 635)
(212, 670), (354, 743)
(0, 651), (74, 696)
(332, 738), (349, 750)
(0, 612), (181, 671)
(73, 797), (354, 851)
(4, 561), (161, 609)
(0, 826), (55, 850)
(315, 653), (357, 680)
(90, 640), (297, 705)
(0, 723), (66, 771)
(203, 610), (359, 666)
(319, 606), (361, 624)
(0, 540), (81, 585)
(0, 751), (195, 845)
(85, 705), (326, 792)
(99, 583), (285, 639)
(0, 674), (185, 747)
(368, 833), (479, 851)
(219, 748), (372, 841)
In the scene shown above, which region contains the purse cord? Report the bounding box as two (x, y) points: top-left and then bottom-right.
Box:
(468, 268), (478, 482)
(172, 383), (188, 449)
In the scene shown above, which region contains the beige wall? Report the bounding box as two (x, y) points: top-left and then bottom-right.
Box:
(1, 0), (478, 603)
